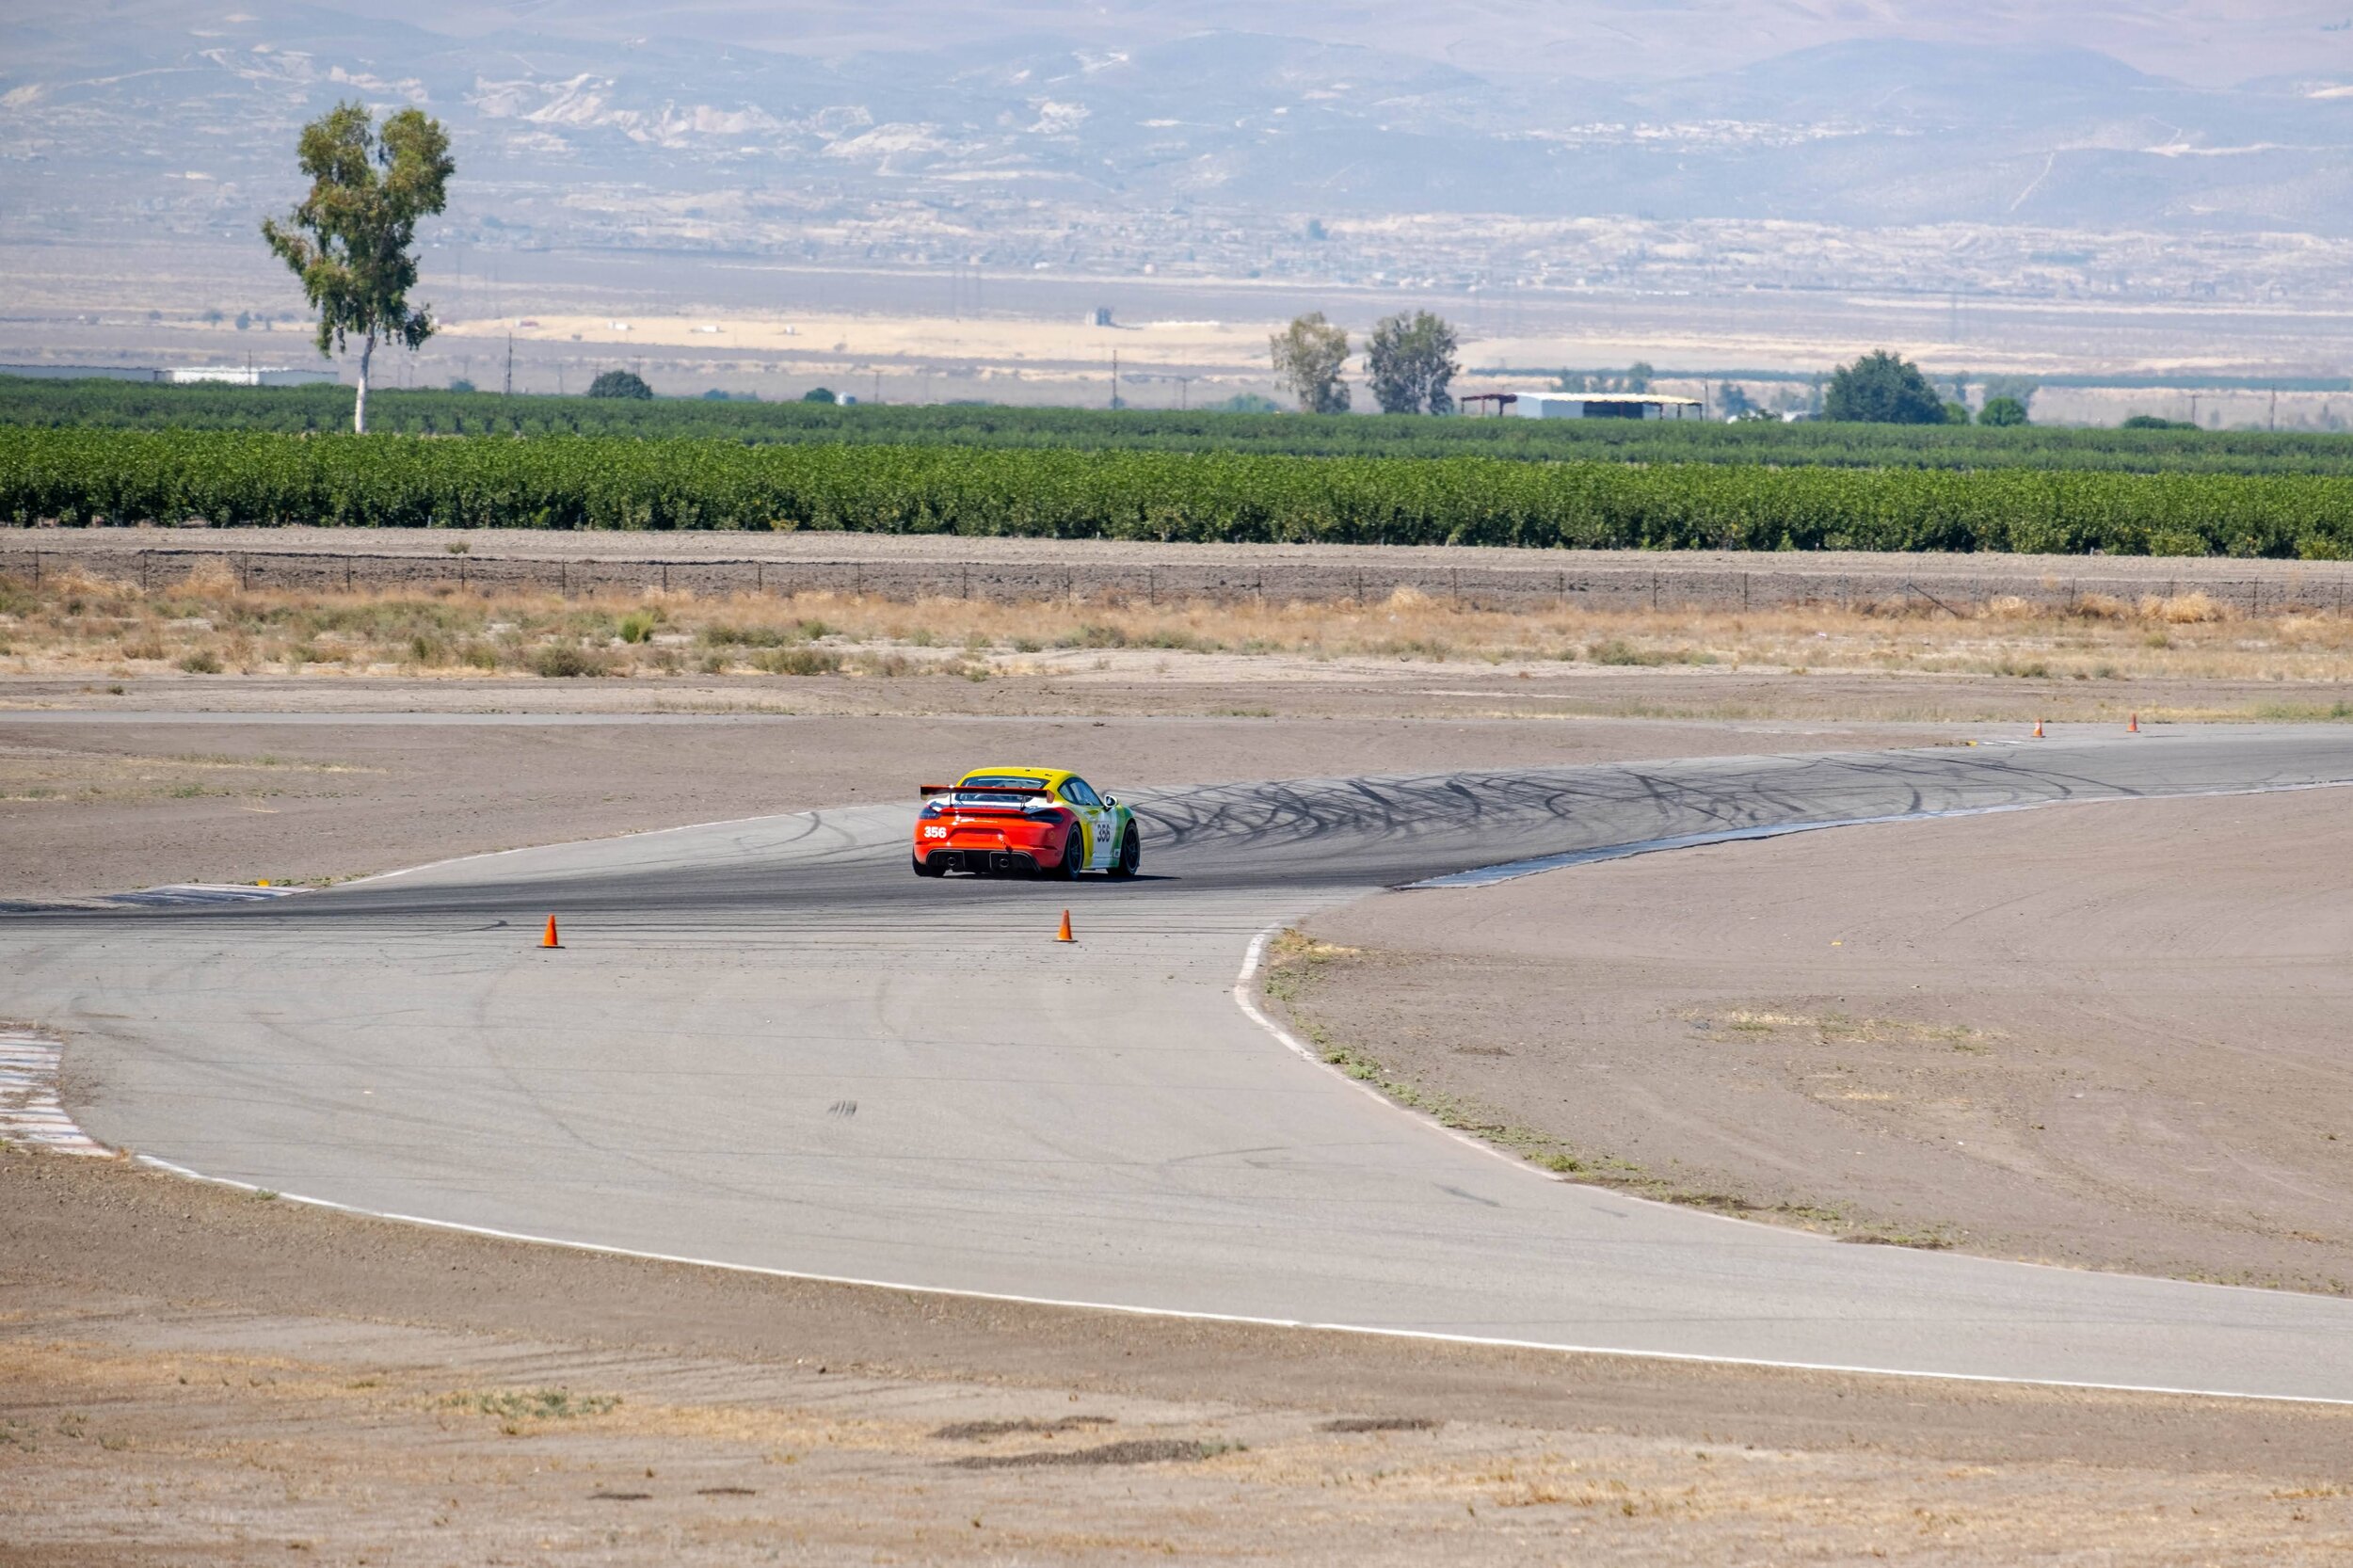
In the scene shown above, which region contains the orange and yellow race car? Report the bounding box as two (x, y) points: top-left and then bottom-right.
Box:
(912, 766), (1142, 879)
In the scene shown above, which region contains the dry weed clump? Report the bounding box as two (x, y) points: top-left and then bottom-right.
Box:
(2144, 590), (2228, 623)
(1, 566), (2351, 690)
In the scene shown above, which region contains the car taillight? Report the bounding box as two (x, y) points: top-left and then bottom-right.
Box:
(920, 801), (945, 818)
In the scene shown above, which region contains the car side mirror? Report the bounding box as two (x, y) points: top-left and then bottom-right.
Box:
(1101, 794), (1117, 807)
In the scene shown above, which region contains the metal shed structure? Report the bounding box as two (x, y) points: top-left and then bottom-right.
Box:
(1510, 392), (1705, 421)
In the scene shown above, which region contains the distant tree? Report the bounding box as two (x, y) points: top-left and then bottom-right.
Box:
(1270, 312), (1351, 414)
(586, 369), (652, 399)
(802, 386), (839, 404)
(1943, 400), (1972, 424)
(1305, 217), (1328, 241)
(1978, 395), (2030, 427)
(1625, 360), (1656, 394)
(1207, 392), (1282, 414)
(1366, 311), (1460, 415)
(1980, 375), (2041, 416)
(1824, 350), (1947, 424)
(262, 100), (454, 434)
(448, 376), (476, 393)
(1716, 380), (1755, 420)
(234, 311), (251, 331)
(1552, 372), (1590, 393)
(2122, 413), (2197, 430)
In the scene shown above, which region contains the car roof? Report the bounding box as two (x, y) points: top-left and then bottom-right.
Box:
(956, 766), (1074, 789)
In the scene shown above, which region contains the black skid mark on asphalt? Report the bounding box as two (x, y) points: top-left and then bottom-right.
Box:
(827, 1098), (857, 1118)
(1437, 1184), (1501, 1208)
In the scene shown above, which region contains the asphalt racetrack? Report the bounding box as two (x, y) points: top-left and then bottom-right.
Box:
(12, 728), (2353, 1400)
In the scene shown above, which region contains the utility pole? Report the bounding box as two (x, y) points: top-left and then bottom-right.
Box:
(2270, 388), (2279, 431)
(1112, 348), (1120, 410)
(504, 333), (513, 397)
(872, 368), (882, 405)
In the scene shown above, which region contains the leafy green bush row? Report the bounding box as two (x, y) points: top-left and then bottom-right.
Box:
(4, 427), (2349, 557)
(12, 375), (2353, 477)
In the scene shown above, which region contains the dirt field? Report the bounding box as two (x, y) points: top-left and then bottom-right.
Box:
(1281, 788), (2353, 1295)
(8, 1146), (2353, 1567)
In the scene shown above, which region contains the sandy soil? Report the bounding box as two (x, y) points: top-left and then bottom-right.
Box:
(441, 307), (1277, 377)
(1284, 788), (2353, 1293)
(0, 711), (1934, 902)
(3, 658), (2332, 742)
(8, 1145), (2353, 1567)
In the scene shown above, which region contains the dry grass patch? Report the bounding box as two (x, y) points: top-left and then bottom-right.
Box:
(1692, 1009), (2000, 1049)
(6, 566), (2353, 693)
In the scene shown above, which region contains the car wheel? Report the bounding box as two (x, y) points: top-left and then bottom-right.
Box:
(1108, 824), (1141, 879)
(913, 852), (947, 877)
(1049, 829), (1083, 880)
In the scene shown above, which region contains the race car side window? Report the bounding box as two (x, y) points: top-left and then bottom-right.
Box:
(1063, 778), (1101, 808)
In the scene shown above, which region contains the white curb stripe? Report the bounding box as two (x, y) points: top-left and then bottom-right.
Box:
(0, 1031), (107, 1155)
(104, 884), (301, 907)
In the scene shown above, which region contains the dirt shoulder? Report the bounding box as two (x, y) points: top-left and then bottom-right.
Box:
(8, 1145), (2353, 1567)
(1283, 787), (2353, 1294)
(13, 524), (2353, 595)
(0, 710), (1937, 902)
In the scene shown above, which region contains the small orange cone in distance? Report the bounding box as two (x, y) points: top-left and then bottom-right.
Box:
(541, 915), (562, 949)
(1056, 909), (1074, 943)
(2128, 712), (2140, 733)
(2032, 719), (2044, 739)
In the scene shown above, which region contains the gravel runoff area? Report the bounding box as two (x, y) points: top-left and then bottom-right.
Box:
(1284, 785), (2353, 1296)
(9, 1145), (2353, 1567)
(12, 526), (2353, 613)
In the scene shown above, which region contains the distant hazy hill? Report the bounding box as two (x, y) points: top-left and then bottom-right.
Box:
(288, 0), (2353, 92)
(8, 0), (2353, 257)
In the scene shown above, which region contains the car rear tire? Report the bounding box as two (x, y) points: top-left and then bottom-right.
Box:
(1108, 824), (1141, 879)
(912, 852), (946, 877)
(1049, 830), (1082, 880)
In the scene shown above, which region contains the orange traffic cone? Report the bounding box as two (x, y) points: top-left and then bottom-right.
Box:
(540, 915), (562, 949)
(2031, 718), (2044, 739)
(1055, 909), (1074, 943)
(2128, 712), (2140, 734)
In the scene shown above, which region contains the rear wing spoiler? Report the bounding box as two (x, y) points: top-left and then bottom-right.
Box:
(920, 783), (1051, 797)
